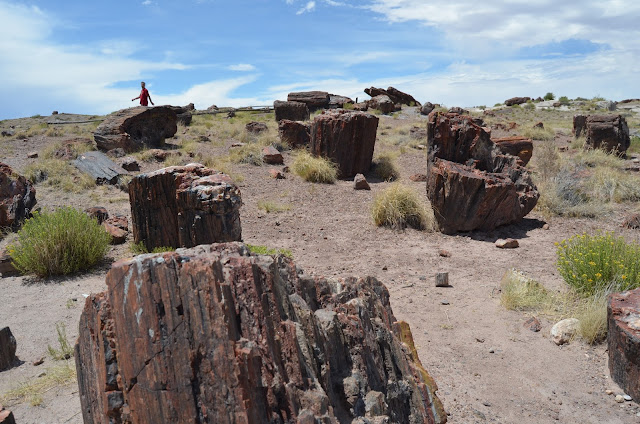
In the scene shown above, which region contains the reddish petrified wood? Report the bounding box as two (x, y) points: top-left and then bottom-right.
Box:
(0, 405), (16, 424)
(364, 87), (420, 106)
(492, 136), (534, 166)
(585, 114), (630, 153)
(94, 106), (177, 152)
(287, 91), (330, 110)
(310, 110), (379, 178)
(608, 289), (640, 401)
(0, 163), (36, 229)
(129, 164), (242, 251)
(278, 119), (310, 148)
(75, 243), (446, 424)
(274, 101), (310, 122)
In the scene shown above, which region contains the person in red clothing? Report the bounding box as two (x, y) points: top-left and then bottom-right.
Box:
(131, 81), (154, 106)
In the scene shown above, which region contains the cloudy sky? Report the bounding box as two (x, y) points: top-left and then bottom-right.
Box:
(1, 0), (638, 119)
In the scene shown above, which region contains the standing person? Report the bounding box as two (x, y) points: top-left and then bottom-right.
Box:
(132, 81), (154, 106)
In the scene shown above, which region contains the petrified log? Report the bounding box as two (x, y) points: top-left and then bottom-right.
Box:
(368, 95), (396, 114)
(274, 101), (310, 122)
(328, 94), (354, 109)
(75, 243), (446, 424)
(73, 151), (121, 185)
(0, 327), (17, 371)
(94, 106), (177, 152)
(365, 87), (420, 107)
(287, 91), (330, 110)
(310, 110), (379, 178)
(584, 114), (630, 153)
(504, 97), (531, 106)
(167, 105), (193, 126)
(573, 115), (587, 137)
(426, 112), (539, 233)
(278, 119), (310, 148)
(608, 289), (640, 401)
(0, 163), (36, 229)
(492, 136), (534, 165)
(129, 164), (242, 251)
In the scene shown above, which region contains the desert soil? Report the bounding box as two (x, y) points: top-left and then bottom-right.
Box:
(1, 107), (640, 423)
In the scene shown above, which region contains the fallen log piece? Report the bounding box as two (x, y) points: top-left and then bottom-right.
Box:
(73, 151), (121, 185)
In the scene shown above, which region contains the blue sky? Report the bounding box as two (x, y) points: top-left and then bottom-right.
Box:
(1, 0), (638, 119)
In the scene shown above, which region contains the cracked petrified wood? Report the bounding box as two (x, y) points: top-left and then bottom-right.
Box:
(426, 112), (539, 233)
(75, 243), (446, 424)
(129, 164), (242, 251)
(94, 106), (177, 152)
(492, 136), (534, 166)
(584, 114), (630, 153)
(0, 163), (36, 229)
(310, 110), (379, 179)
(608, 289), (640, 401)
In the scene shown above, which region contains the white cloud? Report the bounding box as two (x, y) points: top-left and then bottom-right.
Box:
(142, 0), (152, 5)
(227, 63), (257, 72)
(296, 1), (316, 15)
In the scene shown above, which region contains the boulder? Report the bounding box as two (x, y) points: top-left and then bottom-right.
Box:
(0, 250), (18, 276)
(354, 174), (370, 190)
(551, 318), (579, 345)
(595, 100), (617, 111)
(328, 94), (354, 109)
(121, 157), (140, 172)
(94, 106), (177, 152)
(75, 243), (446, 424)
(426, 112), (539, 233)
(262, 146), (284, 165)
(492, 136), (534, 165)
(274, 100), (310, 122)
(0, 327), (17, 371)
(622, 213), (640, 229)
(353, 102), (369, 112)
(368, 95), (396, 114)
(287, 91), (330, 110)
(129, 164), (242, 251)
(245, 121), (268, 134)
(608, 289), (640, 401)
(167, 105), (193, 126)
(269, 169), (286, 179)
(584, 115), (630, 153)
(447, 107), (468, 115)
(0, 163), (36, 229)
(103, 215), (129, 245)
(85, 206), (109, 224)
(278, 120), (310, 148)
(420, 102), (436, 115)
(310, 110), (379, 178)
(573, 115), (587, 137)
(504, 97), (531, 106)
(364, 87), (420, 106)
(73, 151), (121, 185)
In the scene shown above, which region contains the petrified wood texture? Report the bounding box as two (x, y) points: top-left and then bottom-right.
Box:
(73, 151), (121, 185)
(129, 164), (242, 251)
(278, 119), (310, 148)
(584, 114), (630, 153)
(0, 163), (36, 229)
(0, 327), (17, 371)
(608, 289), (640, 401)
(75, 243), (446, 424)
(274, 100), (310, 122)
(287, 91), (330, 110)
(492, 136), (534, 166)
(310, 110), (379, 179)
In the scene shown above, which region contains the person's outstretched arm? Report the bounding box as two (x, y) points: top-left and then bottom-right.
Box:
(132, 95), (140, 101)
(148, 94), (154, 105)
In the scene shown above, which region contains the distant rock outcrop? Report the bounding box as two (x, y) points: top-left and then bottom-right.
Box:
(504, 97), (531, 106)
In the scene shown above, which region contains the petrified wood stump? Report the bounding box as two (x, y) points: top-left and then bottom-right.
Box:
(584, 114), (630, 153)
(75, 243), (446, 424)
(608, 289), (640, 401)
(274, 100), (310, 122)
(310, 110), (379, 179)
(129, 164), (242, 251)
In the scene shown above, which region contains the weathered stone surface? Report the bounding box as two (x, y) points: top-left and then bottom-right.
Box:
(245, 121), (268, 134)
(505, 97), (531, 106)
(167, 105), (193, 126)
(0, 163), (36, 229)
(608, 289), (640, 401)
(551, 318), (579, 345)
(447, 107), (468, 115)
(310, 110), (379, 178)
(75, 243), (446, 424)
(287, 91), (330, 110)
(410, 126), (429, 140)
(426, 113), (539, 233)
(495, 238), (519, 249)
(85, 206), (109, 224)
(353, 102), (369, 112)
(0, 250), (18, 276)
(0, 327), (17, 371)
(420, 102), (436, 115)
(147, 149), (182, 162)
(0, 405), (15, 424)
(121, 157), (140, 172)
(354, 173), (370, 190)
(129, 164), (242, 251)
(584, 115), (630, 153)
(524, 317), (542, 332)
(103, 216), (129, 245)
(73, 151), (121, 185)
(269, 169), (286, 179)
(367, 95), (395, 114)
(492, 136), (534, 166)
(262, 146), (284, 165)
(106, 148), (126, 158)
(410, 173), (428, 182)
(274, 100), (310, 122)
(278, 119), (310, 148)
(27, 151), (38, 158)
(328, 94), (354, 109)
(364, 87), (420, 106)
(94, 106), (177, 152)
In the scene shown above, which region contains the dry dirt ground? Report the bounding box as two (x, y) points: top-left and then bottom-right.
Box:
(1, 105), (640, 423)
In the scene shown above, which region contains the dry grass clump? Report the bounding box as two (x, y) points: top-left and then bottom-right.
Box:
(291, 150), (337, 183)
(573, 148), (625, 169)
(229, 143), (263, 165)
(574, 289), (610, 344)
(1, 362), (76, 407)
(23, 159), (96, 193)
(372, 152), (400, 181)
(371, 183), (436, 230)
(500, 269), (552, 311)
(257, 200), (291, 213)
(521, 126), (555, 141)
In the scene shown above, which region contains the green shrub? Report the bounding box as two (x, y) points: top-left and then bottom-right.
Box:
(291, 150), (337, 183)
(9, 207), (111, 277)
(371, 183), (435, 230)
(246, 243), (293, 258)
(373, 152), (400, 181)
(544, 92), (555, 101)
(558, 96), (570, 105)
(628, 136), (640, 153)
(556, 232), (640, 295)
(47, 323), (74, 360)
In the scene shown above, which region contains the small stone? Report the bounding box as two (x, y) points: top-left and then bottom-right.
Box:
(495, 238), (519, 248)
(269, 169), (285, 179)
(282, 166), (290, 173)
(441, 300), (450, 305)
(32, 357), (45, 366)
(624, 395), (632, 401)
(438, 249), (451, 257)
(230, 142), (245, 147)
(606, 390), (614, 395)
(435, 272), (449, 287)
(27, 151), (38, 158)
(551, 318), (580, 345)
(85, 206), (109, 225)
(382, 266), (388, 271)
(354, 174), (370, 190)
(489, 348), (495, 353)
(262, 146), (283, 165)
(615, 395), (625, 403)
(524, 316), (542, 332)
(542, 223), (550, 230)
(482, 401), (491, 407)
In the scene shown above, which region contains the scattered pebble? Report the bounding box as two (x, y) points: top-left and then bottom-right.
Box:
(482, 401), (491, 407)
(615, 395), (625, 403)
(476, 338), (485, 343)
(542, 223), (550, 230)
(441, 300), (450, 305)
(624, 395), (632, 401)
(438, 249), (451, 257)
(489, 348), (495, 353)
(32, 357), (44, 366)
(606, 390), (614, 395)
(495, 238), (519, 249)
(382, 266), (388, 271)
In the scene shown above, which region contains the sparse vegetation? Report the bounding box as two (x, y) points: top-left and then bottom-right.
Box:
(1, 363), (76, 407)
(47, 323), (74, 360)
(500, 269), (551, 311)
(371, 183), (436, 230)
(521, 126), (554, 141)
(9, 207), (111, 277)
(130, 241), (175, 255)
(372, 152), (400, 181)
(246, 243), (293, 258)
(229, 143), (263, 165)
(257, 200), (291, 213)
(558, 96), (570, 105)
(291, 150), (338, 183)
(23, 159), (96, 193)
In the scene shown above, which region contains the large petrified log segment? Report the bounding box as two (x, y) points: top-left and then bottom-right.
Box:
(608, 289), (640, 401)
(492, 136), (534, 166)
(504, 97), (531, 106)
(0, 163), (36, 229)
(287, 91), (330, 110)
(585, 114), (630, 153)
(75, 243), (446, 424)
(167, 105), (193, 126)
(73, 151), (121, 185)
(278, 119), (310, 148)
(0, 327), (17, 371)
(367, 95), (396, 114)
(274, 100), (310, 121)
(364, 87), (420, 106)
(129, 164), (242, 251)
(310, 110), (379, 178)
(94, 106), (177, 152)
